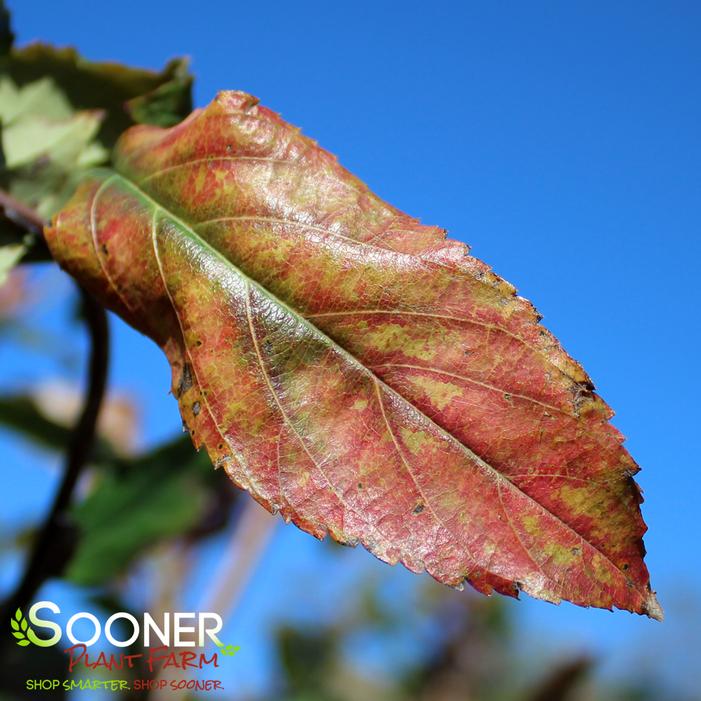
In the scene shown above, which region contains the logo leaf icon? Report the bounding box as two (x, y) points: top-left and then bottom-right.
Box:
(217, 644), (240, 657)
(10, 609), (32, 647)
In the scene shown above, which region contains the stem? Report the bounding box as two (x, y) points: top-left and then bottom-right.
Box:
(0, 189), (45, 235)
(0, 197), (110, 624)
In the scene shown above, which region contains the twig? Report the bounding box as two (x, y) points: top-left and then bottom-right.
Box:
(0, 189), (45, 235)
(0, 198), (110, 628)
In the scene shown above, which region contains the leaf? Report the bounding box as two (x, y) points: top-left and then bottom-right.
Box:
(17, 638), (30, 646)
(2, 108), (103, 170)
(0, 40), (192, 257)
(0, 394), (73, 450)
(0, 241), (25, 284)
(46, 91), (660, 618)
(0, 44), (192, 148)
(0, 77), (105, 224)
(65, 437), (212, 586)
(0, 75), (73, 126)
(9, 618), (18, 631)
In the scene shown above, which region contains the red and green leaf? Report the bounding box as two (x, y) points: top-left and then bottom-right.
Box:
(45, 91), (660, 619)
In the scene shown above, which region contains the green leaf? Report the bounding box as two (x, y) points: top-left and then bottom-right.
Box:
(12, 631), (23, 639)
(0, 241), (24, 284)
(17, 638), (30, 646)
(20, 618), (27, 632)
(13, 609), (21, 621)
(9, 618), (18, 631)
(0, 40), (192, 257)
(0, 75), (72, 126)
(65, 437), (212, 586)
(0, 73), (107, 221)
(2, 109), (108, 220)
(125, 57), (193, 128)
(1, 45), (192, 148)
(0, 395), (72, 450)
(2, 109), (103, 170)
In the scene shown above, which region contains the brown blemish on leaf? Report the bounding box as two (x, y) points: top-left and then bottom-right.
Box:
(176, 362), (193, 398)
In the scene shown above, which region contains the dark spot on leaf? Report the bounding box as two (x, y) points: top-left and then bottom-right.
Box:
(413, 502), (425, 514)
(622, 563), (629, 571)
(177, 363), (193, 397)
(100, 244), (108, 255)
(571, 546), (582, 556)
(263, 339), (273, 354)
(192, 401), (201, 416)
(357, 482), (363, 489)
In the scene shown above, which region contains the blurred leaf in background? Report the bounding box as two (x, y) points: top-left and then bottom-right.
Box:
(66, 437), (220, 587)
(0, 2), (192, 273)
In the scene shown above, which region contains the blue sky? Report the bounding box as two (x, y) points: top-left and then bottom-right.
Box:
(4, 0), (701, 696)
